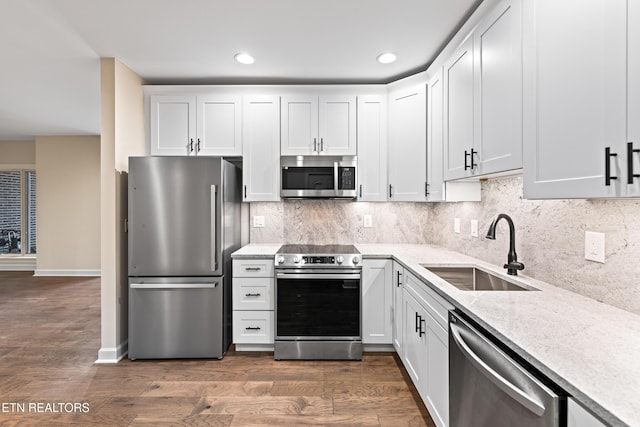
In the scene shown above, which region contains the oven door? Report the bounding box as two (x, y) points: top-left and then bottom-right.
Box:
(275, 271), (361, 340)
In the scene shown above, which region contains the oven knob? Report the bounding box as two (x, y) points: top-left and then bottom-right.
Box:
(336, 256), (344, 264)
(352, 256), (360, 265)
(293, 256), (301, 263)
(277, 256), (285, 264)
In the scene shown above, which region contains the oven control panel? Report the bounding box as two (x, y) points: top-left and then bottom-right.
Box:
(275, 254), (360, 268)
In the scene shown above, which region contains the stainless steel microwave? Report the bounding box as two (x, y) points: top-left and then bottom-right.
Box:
(280, 156), (357, 199)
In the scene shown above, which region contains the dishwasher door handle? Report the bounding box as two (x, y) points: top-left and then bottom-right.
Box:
(130, 282), (218, 289)
(450, 323), (546, 417)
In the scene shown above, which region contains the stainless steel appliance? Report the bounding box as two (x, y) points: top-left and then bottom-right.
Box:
(127, 156), (241, 359)
(280, 156), (357, 199)
(449, 311), (563, 427)
(274, 244), (362, 360)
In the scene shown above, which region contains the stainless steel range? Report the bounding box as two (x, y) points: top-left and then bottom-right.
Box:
(274, 244), (362, 360)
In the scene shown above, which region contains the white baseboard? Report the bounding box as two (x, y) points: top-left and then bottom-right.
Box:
(95, 340), (128, 364)
(234, 344), (274, 352)
(363, 344), (395, 352)
(33, 269), (101, 277)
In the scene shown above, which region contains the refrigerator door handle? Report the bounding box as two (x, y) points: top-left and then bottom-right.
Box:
(211, 184), (218, 271)
(130, 282), (219, 289)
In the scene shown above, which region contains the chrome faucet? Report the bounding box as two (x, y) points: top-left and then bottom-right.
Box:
(485, 214), (525, 276)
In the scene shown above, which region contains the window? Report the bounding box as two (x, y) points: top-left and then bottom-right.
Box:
(0, 170), (36, 255)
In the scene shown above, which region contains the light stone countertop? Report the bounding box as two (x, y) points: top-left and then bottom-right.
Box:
(232, 243), (640, 426)
(231, 243), (282, 258)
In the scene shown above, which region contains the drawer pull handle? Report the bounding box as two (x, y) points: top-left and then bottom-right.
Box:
(244, 267), (261, 272)
(245, 293), (261, 297)
(245, 326), (261, 331)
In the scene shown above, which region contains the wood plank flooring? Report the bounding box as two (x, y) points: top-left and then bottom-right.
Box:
(0, 272), (436, 426)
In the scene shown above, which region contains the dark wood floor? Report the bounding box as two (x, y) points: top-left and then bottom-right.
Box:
(0, 271), (435, 426)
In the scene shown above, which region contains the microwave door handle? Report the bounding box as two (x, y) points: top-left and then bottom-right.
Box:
(450, 323), (546, 417)
(334, 162), (339, 193)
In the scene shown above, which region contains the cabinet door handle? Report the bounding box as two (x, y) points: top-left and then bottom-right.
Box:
(389, 184), (393, 199)
(465, 149), (478, 170)
(189, 138), (194, 153)
(245, 293), (261, 297)
(605, 147), (618, 186)
(419, 317), (426, 337)
(464, 150), (470, 170)
(396, 271), (402, 287)
(415, 312), (421, 333)
(425, 182), (429, 197)
(313, 138), (317, 152)
(244, 185), (247, 199)
(359, 184), (362, 198)
(197, 138), (201, 153)
(320, 138), (324, 152)
(245, 326), (261, 331)
(627, 142), (640, 184)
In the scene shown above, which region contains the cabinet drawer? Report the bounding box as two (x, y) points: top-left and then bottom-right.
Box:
(233, 311), (274, 344)
(233, 277), (274, 310)
(233, 259), (274, 277)
(405, 271), (453, 329)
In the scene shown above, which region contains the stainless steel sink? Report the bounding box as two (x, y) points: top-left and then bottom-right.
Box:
(422, 266), (538, 291)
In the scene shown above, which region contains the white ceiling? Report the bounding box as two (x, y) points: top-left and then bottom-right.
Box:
(0, 0), (480, 141)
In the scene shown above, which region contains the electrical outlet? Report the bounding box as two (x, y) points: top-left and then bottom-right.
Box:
(363, 214), (373, 228)
(470, 219), (479, 237)
(252, 215), (265, 228)
(454, 218), (461, 234)
(585, 231), (605, 263)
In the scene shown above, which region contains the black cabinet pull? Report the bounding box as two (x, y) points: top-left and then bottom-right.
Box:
(605, 147), (618, 186)
(464, 149), (478, 170)
(189, 138), (194, 152)
(396, 270), (402, 287)
(419, 317), (426, 337)
(389, 184), (393, 198)
(627, 142), (640, 184)
(415, 312), (420, 333)
(197, 138), (201, 152)
(359, 184), (362, 198)
(244, 185), (247, 199)
(245, 293), (261, 297)
(245, 326), (261, 331)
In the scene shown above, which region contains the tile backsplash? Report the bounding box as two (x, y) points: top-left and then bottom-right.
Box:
(249, 176), (640, 315)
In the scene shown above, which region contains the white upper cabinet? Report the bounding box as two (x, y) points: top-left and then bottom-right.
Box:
(427, 69), (446, 201)
(473, 0), (522, 175)
(444, 0), (523, 180)
(281, 93), (356, 156)
(522, 0), (628, 198)
(443, 37), (475, 181)
(629, 0), (640, 197)
(357, 95), (388, 201)
(149, 94), (242, 156)
(388, 79), (428, 201)
(149, 95), (196, 156)
(242, 95), (281, 202)
(196, 95), (242, 156)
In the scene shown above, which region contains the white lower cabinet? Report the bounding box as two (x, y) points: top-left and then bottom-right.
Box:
(403, 270), (453, 427)
(391, 261), (405, 355)
(362, 259), (393, 344)
(232, 258), (275, 349)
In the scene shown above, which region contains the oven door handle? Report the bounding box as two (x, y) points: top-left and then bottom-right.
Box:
(276, 273), (361, 280)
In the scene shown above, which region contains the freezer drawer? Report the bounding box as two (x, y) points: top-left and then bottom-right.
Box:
(128, 278), (225, 359)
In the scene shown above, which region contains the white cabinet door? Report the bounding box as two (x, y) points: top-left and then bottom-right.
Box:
(388, 84), (427, 201)
(196, 95), (242, 156)
(362, 259), (393, 345)
(627, 0), (640, 197)
(522, 0), (627, 198)
(391, 262), (404, 355)
(149, 95), (196, 156)
(473, 0), (522, 175)
(318, 95), (357, 155)
(443, 37), (475, 181)
(425, 313), (449, 427)
(281, 95), (318, 155)
(427, 69), (445, 201)
(402, 289), (426, 390)
(242, 95), (281, 202)
(357, 95), (388, 201)
(567, 398), (607, 427)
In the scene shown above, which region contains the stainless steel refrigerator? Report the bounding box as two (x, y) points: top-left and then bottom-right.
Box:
(127, 156), (241, 359)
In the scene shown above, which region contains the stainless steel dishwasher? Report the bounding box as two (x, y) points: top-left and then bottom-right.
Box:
(449, 312), (563, 427)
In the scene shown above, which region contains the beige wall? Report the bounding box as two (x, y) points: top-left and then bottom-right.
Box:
(35, 136), (100, 273)
(99, 58), (145, 363)
(0, 140), (35, 165)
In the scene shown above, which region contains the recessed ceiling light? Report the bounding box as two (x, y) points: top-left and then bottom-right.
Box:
(234, 53), (254, 65)
(376, 52), (397, 64)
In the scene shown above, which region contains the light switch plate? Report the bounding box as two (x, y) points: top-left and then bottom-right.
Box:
(252, 215), (265, 228)
(454, 218), (461, 234)
(470, 219), (478, 237)
(585, 231), (605, 263)
(363, 214), (373, 228)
